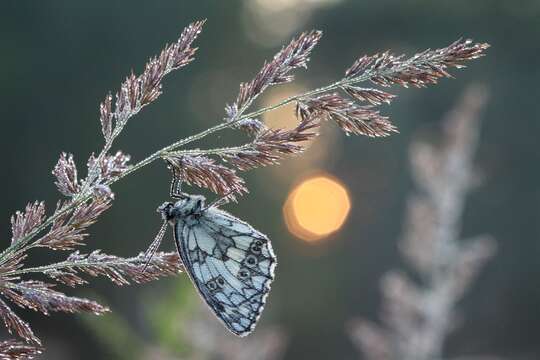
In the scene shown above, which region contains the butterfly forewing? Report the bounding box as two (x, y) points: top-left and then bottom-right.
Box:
(173, 207), (276, 336)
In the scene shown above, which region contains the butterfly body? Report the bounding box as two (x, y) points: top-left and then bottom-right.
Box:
(157, 195), (277, 336)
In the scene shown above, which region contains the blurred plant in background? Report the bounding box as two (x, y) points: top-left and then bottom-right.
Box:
(82, 279), (287, 360)
(0, 14), (488, 358)
(179, 310), (286, 360)
(348, 85), (500, 360)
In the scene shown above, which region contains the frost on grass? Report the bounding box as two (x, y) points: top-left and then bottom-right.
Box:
(0, 18), (488, 357)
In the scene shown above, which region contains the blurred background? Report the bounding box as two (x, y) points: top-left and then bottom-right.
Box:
(1, 1), (539, 359)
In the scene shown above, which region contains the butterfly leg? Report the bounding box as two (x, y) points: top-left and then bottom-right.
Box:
(170, 176), (186, 199)
(167, 160), (189, 200)
(140, 220), (168, 273)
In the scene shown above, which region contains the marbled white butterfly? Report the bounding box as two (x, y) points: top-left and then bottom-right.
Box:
(142, 175), (276, 336)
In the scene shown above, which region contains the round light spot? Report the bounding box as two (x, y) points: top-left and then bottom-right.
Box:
(283, 174), (351, 242)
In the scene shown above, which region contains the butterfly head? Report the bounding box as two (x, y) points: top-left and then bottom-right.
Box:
(157, 202), (175, 221)
(157, 195), (206, 222)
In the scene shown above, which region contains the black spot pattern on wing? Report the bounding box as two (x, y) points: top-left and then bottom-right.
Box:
(173, 208), (276, 336)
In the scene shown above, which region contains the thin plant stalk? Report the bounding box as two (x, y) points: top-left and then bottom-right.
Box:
(0, 39), (488, 265)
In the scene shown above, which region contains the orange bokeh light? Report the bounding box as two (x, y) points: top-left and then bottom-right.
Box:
(283, 174), (351, 242)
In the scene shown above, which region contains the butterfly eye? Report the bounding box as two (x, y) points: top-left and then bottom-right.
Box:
(255, 240), (263, 246)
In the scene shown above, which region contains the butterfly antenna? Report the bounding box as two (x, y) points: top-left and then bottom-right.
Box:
(141, 220), (168, 273)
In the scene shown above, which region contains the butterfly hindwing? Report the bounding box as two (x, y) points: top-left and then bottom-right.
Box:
(173, 207), (276, 336)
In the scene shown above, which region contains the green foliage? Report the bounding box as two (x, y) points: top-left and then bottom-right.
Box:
(147, 278), (198, 357)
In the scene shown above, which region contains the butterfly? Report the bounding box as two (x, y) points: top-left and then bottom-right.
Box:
(142, 175), (277, 336)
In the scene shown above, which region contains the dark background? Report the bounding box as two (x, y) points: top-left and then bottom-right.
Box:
(1, 1), (539, 359)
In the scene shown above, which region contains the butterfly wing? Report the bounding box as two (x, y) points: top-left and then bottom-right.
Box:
(173, 207), (277, 336)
